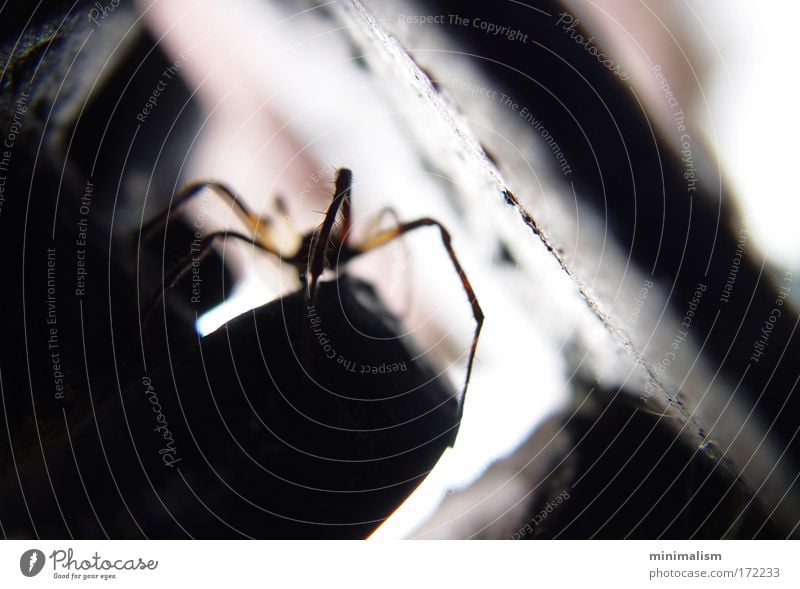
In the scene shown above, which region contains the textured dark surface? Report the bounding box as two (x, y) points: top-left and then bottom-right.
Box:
(1, 276), (459, 538)
(424, 0), (799, 535)
(520, 386), (785, 539)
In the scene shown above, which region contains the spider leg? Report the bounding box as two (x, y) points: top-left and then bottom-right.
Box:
(141, 230), (281, 329)
(306, 168), (353, 301)
(361, 206), (414, 317)
(140, 181), (255, 240)
(355, 218), (484, 425)
(339, 173), (353, 246)
(268, 194), (303, 255)
(137, 181), (303, 312)
(137, 180), (292, 258)
(361, 206), (402, 240)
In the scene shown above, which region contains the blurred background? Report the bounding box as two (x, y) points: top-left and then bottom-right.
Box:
(1, 0), (798, 538)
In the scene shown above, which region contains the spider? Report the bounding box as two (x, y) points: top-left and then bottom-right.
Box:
(0, 169), (485, 539)
(139, 167), (483, 426)
(94, 167), (488, 537)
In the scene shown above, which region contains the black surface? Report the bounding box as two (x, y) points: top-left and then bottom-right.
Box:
(0, 276), (459, 538)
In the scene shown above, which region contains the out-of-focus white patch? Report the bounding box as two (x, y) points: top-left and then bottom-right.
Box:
(693, 1), (800, 267)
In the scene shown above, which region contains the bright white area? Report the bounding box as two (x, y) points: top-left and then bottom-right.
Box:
(692, 1), (800, 266)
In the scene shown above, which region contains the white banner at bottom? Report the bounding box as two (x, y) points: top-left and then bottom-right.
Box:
(0, 540), (797, 588)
